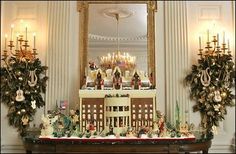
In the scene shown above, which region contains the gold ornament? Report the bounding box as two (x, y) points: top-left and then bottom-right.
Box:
(209, 86), (215, 92)
(15, 70), (22, 76)
(18, 77), (23, 81)
(208, 92), (214, 98)
(220, 92), (227, 99)
(214, 104), (221, 111)
(21, 109), (26, 113)
(25, 90), (30, 95)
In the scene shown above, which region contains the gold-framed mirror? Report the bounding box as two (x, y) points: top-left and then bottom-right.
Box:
(77, 1), (157, 89)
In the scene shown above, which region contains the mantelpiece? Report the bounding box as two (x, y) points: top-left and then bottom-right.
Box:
(79, 90), (156, 132)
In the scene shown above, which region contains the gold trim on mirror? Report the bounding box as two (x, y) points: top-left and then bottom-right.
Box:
(77, 1), (157, 88)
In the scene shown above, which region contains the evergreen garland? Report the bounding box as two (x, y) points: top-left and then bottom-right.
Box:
(1, 55), (48, 136)
(185, 48), (235, 133)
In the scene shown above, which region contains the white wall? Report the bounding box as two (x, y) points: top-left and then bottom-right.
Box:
(1, 1), (235, 153)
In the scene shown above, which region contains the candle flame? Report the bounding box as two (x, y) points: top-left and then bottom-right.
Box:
(5, 34), (8, 38)
(11, 24), (14, 28)
(33, 33), (36, 36)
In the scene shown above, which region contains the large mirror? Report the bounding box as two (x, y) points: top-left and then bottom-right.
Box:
(77, 1), (157, 88)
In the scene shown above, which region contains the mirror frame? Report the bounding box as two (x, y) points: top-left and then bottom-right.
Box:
(77, 1), (157, 88)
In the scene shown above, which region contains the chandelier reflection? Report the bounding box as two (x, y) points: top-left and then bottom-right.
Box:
(99, 12), (136, 72)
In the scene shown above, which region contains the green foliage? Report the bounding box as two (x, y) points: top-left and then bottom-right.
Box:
(175, 101), (180, 130)
(0, 56), (48, 136)
(185, 53), (235, 133)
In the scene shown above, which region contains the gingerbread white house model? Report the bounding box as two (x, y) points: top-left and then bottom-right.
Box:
(79, 71), (156, 134)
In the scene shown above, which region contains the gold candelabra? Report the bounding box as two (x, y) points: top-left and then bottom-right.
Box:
(2, 25), (37, 62)
(198, 30), (231, 59)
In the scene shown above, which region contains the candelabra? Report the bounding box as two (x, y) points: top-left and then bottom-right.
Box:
(198, 30), (231, 59)
(2, 26), (37, 62)
(99, 12), (136, 72)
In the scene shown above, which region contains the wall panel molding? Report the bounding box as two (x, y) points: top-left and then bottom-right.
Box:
(198, 5), (222, 20)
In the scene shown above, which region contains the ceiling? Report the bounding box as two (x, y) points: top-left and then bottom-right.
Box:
(88, 4), (147, 40)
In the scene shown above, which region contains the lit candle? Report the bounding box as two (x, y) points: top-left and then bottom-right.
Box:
(223, 31), (225, 44)
(33, 33), (36, 49)
(10, 24), (14, 41)
(217, 33), (219, 46)
(207, 29), (209, 42)
(199, 36), (201, 49)
(228, 39), (230, 51)
(25, 26), (28, 40)
(4, 34), (7, 50)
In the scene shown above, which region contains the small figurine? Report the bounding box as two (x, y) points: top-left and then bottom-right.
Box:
(113, 67), (122, 90)
(126, 126), (135, 137)
(95, 70), (104, 90)
(70, 109), (79, 128)
(180, 121), (190, 137)
(131, 71), (141, 90)
(88, 61), (97, 70)
(86, 120), (95, 133)
(138, 125), (149, 138)
(106, 124), (115, 136)
(57, 121), (64, 137)
(158, 113), (165, 137)
(40, 115), (53, 137)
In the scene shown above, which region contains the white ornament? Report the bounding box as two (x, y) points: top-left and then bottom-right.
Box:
(31, 100), (36, 109)
(28, 69), (38, 87)
(213, 90), (222, 102)
(15, 88), (25, 102)
(200, 67), (211, 86)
